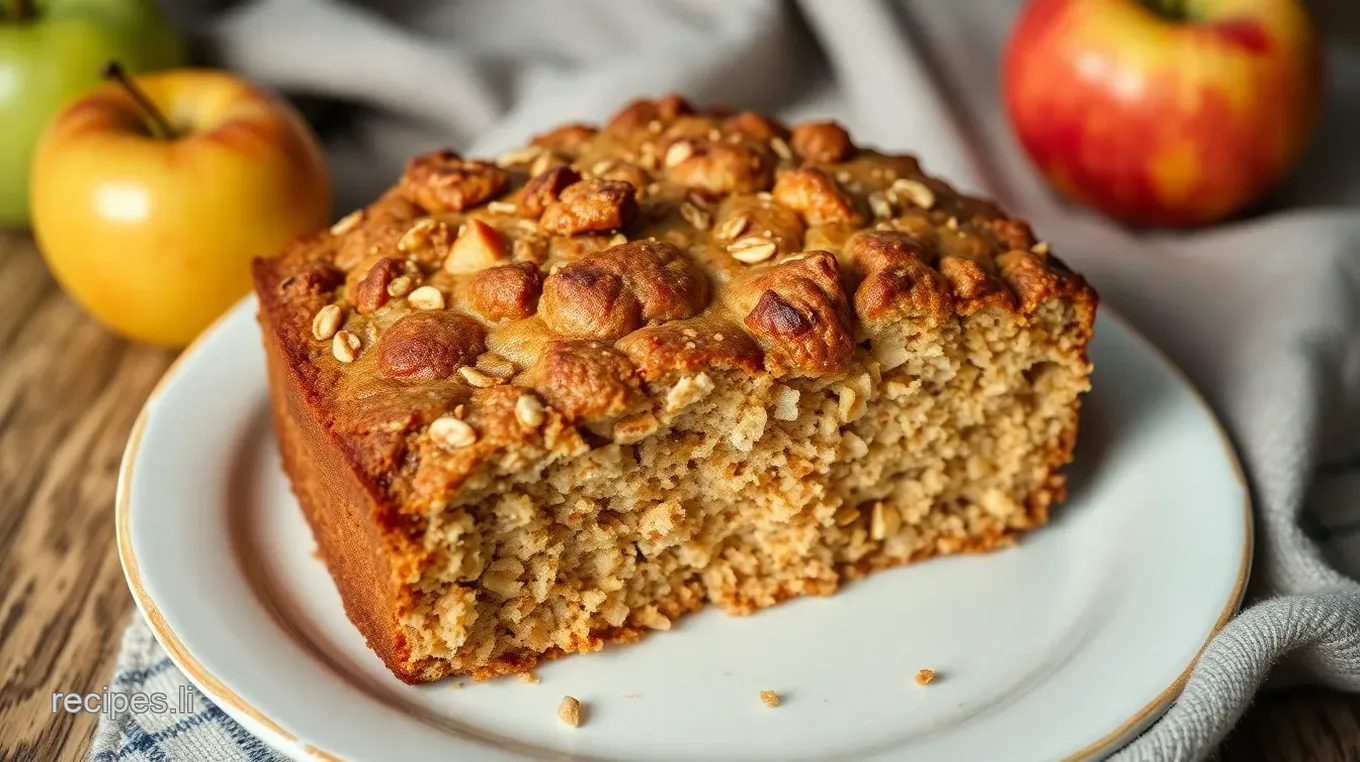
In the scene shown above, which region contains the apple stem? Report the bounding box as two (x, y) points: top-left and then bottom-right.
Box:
(1143, 0), (1191, 21)
(102, 61), (176, 141)
(12, 0), (34, 20)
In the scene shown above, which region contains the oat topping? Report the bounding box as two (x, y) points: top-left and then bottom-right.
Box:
(770, 136), (793, 161)
(530, 152), (557, 177)
(715, 213), (750, 241)
(728, 236), (777, 264)
(329, 209), (365, 236)
(331, 330), (360, 363)
(868, 192), (894, 220)
(890, 178), (935, 210)
(311, 304), (341, 341)
(476, 353), (517, 379)
(664, 141), (695, 168)
(398, 218), (443, 253)
(495, 146), (546, 167)
(459, 366), (503, 388)
(386, 276), (413, 297)
(614, 412), (660, 444)
(407, 285), (445, 311)
(515, 395), (546, 428)
(430, 416), (477, 448)
(680, 201), (712, 230)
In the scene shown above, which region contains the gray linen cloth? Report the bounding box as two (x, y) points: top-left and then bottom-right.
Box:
(95, 1), (1360, 759)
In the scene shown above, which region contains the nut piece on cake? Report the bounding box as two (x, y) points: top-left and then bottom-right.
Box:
(251, 95), (1097, 685)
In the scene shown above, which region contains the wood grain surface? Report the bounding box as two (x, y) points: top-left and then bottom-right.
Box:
(0, 230), (1356, 760)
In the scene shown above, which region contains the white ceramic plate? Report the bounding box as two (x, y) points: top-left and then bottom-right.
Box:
(118, 296), (1249, 762)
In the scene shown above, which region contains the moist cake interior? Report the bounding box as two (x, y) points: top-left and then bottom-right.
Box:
(398, 300), (1088, 678)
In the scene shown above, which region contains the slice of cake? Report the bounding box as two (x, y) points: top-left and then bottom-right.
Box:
(253, 96), (1097, 684)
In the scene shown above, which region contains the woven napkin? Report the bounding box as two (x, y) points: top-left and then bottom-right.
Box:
(95, 1), (1360, 759)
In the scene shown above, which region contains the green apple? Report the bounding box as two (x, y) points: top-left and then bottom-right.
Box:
(0, 0), (184, 227)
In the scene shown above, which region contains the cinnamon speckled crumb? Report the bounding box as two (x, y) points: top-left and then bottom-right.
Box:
(915, 669), (935, 686)
(760, 690), (780, 708)
(558, 695), (582, 727)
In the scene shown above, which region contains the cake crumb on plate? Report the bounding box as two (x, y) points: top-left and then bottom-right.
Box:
(760, 690), (780, 708)
(915, 669), (936, 686)
(558, 695), (582, 727)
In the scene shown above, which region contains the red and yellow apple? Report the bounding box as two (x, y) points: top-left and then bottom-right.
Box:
(1004, 0), (1322, 227)
(31, 66), (331, 346)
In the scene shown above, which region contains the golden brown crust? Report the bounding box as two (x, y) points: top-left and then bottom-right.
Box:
(715, 195), (805, 257)
(400, 150), (509, 214)
(377, 313), (485, 381)
(772, 167), (863, 227)
(517, 166), (582, 219)
(252, 95), (1099, 684)
(253, 90), (1098, 501)
(790, 121), (854, 165)
(540, 240), (709, 340)
(334, 191), (423, 270)
(722, 111), (787, 141)
(663, 135), (776, 195)
(529, 340), (642, 422)
(351, 257), (409, 314)
(847, 231), (954, 326)
(256, 255), (429, 684)
(616, 317), (764, 379)
(602, 94), (692, 135)
(468, 262), (542, 322)
(530, 123), (598, 151)
(539, 179), (638, 236)
(731, 251), (854, 375)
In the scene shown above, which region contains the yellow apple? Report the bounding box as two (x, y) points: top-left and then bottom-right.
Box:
(31, 65), (331, 345)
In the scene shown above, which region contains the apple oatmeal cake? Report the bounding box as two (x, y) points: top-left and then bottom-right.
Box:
(252, 96), (1097, 684)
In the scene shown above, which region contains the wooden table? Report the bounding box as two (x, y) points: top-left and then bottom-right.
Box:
(0, 230), (1356, 761)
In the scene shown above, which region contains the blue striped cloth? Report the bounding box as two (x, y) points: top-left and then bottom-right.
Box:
(90, 621), (284, 762)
